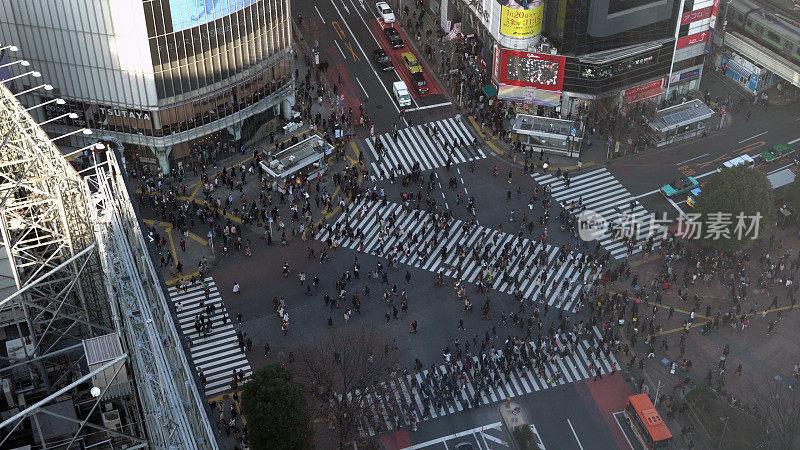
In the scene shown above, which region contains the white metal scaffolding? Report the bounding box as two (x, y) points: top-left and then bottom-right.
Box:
(0, 65), (216, 448)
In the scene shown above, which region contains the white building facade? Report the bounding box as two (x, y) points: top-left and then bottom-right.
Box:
(0, 0), (294, 173)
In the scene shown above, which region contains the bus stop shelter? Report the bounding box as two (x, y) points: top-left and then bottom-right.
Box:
(259, 134), (332, 193)
(511, 114), (584, 158)
(646, 99), (715, 147)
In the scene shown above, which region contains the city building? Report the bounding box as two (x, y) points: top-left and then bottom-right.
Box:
(0, 0), (294, 174)
(438, 0), (713, 117)
(711, 0), (800, 94)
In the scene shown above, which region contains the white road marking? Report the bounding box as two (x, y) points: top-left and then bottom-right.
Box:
(356, 76), (369, 97)
(768, 163), (796, 174)
(314, 5), (326, 23)
(676, 153), (708, 165)
(329, 0), (399, 113)
(666, 195), (689, 220)
(405, 101), (453, 112)
(789, 137), (800, 144)
(339, 0), (350, 13)
(334, 40), (347, 59)
(738, 131), (768, 143)
(567, 419), (584, 450)
(401, 422), (503, 449)
(481, 432), (508, 446)
(612, 412), (635, 450)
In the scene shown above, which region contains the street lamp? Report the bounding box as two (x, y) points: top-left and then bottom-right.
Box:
(48, 128), (93, 142)
(25, 97), (65, 112)
(63, 142), (106, 160)
(0, 45), (19, 52)
(4, 70), (41, 83)
(14, 84), (53, 97)
(39, 112), (78, 126)
(0, 60), (29, 69)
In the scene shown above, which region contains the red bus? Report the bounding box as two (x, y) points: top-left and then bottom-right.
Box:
(624, 394), (673, 449)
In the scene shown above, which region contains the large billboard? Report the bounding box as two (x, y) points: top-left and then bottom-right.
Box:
(498, 49), (566, 91)
(499, 3), (544, 39)
(169, 0), (258, 32)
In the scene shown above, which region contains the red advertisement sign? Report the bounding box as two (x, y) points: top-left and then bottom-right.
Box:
(493, 44), (501, 82)
(681, 6), (712, 24)
(498, 49), (566, 92)
(623, 78), (663, 97)
(709, 0), (720, 29)
(677, 30), (709, 49)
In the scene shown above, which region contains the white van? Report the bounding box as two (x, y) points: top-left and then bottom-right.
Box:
(717, 154), (755, 172)
(392, 81), (411, 107)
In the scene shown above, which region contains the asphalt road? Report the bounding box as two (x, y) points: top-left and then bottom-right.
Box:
(296, 0), (454, 133)
(612, 99), (800, 220)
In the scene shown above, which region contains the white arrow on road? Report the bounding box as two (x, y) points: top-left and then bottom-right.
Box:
(340, 0), (350, 14)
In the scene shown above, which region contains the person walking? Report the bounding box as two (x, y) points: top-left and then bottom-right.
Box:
(232, 282), (240, 294)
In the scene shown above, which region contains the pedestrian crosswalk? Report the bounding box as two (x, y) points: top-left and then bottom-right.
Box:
(365, 117), (485, 180)
(167, 278), (252, 396)
(533, 168), (656, 260)
(357, 327), (618, 436)
(317, 199), (601, 312)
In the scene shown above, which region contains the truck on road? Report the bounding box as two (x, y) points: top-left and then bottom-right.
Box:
(393, 81), (411, 107)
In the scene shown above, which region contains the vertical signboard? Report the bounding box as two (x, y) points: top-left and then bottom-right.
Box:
(706, 0), (720, 54)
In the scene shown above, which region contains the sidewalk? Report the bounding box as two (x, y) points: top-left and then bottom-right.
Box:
(610, 226), (800, 447)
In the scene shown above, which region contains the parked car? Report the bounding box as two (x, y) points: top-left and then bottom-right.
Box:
(383, 27), (404, 49)
(660, 176), (699, 198)
(373, 49), (394, 71)
(401, 52), (422, 73)
(376, 1), (395, 23)
(411, 71), (429, 94)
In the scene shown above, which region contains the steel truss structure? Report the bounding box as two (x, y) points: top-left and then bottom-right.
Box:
(0, 71), (216, 448)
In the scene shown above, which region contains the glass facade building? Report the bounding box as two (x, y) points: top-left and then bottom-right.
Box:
(0, 0), (293, 173)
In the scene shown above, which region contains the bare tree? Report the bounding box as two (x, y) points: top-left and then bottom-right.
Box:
(744, 378), (800, 448)
(291, 326), (401, 447)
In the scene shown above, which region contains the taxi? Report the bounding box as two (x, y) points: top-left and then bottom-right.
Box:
(660, 176), (699, 198)
(401, 52), (422, 73)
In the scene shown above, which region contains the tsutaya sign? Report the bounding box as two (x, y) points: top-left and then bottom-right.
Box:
(98, 106), (153, 122)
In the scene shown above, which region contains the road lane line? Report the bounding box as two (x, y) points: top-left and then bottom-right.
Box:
(739, 131), (768, 143)
(789, 137), (800, 144)
(769, 163), (796, 175)
(329, 0), (399, 113)
(612, 412), (636, 450)
(666, 195), (689, 220)
(401, 423), (503, 449)
(356, 76), (369, 97)
(675, 153), (708, 165)
(567, 419), (584, 450)
(334, 40), (347, 58)
(314, 5), (325, 23)
(404, 101), (453, 112)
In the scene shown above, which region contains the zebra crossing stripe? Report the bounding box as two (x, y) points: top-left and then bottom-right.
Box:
(367, 116), (485, 179)
(317, 200), (600, 313)
(355, 325), (619, 436)
(533, 168), (658, 259)
(167, 277), (252, 396)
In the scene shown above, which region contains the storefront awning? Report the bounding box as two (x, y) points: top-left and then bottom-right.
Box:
(624, 86), (664, 103)
(482, 84), (498, 98)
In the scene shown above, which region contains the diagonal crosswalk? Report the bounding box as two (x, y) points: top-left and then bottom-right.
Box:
(356, 327), (619, 436)
(167, 278), (252, 396)
(366, 117), (485, 180)
(533, 168), (657, 260)
(317, 199), (601, 312)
